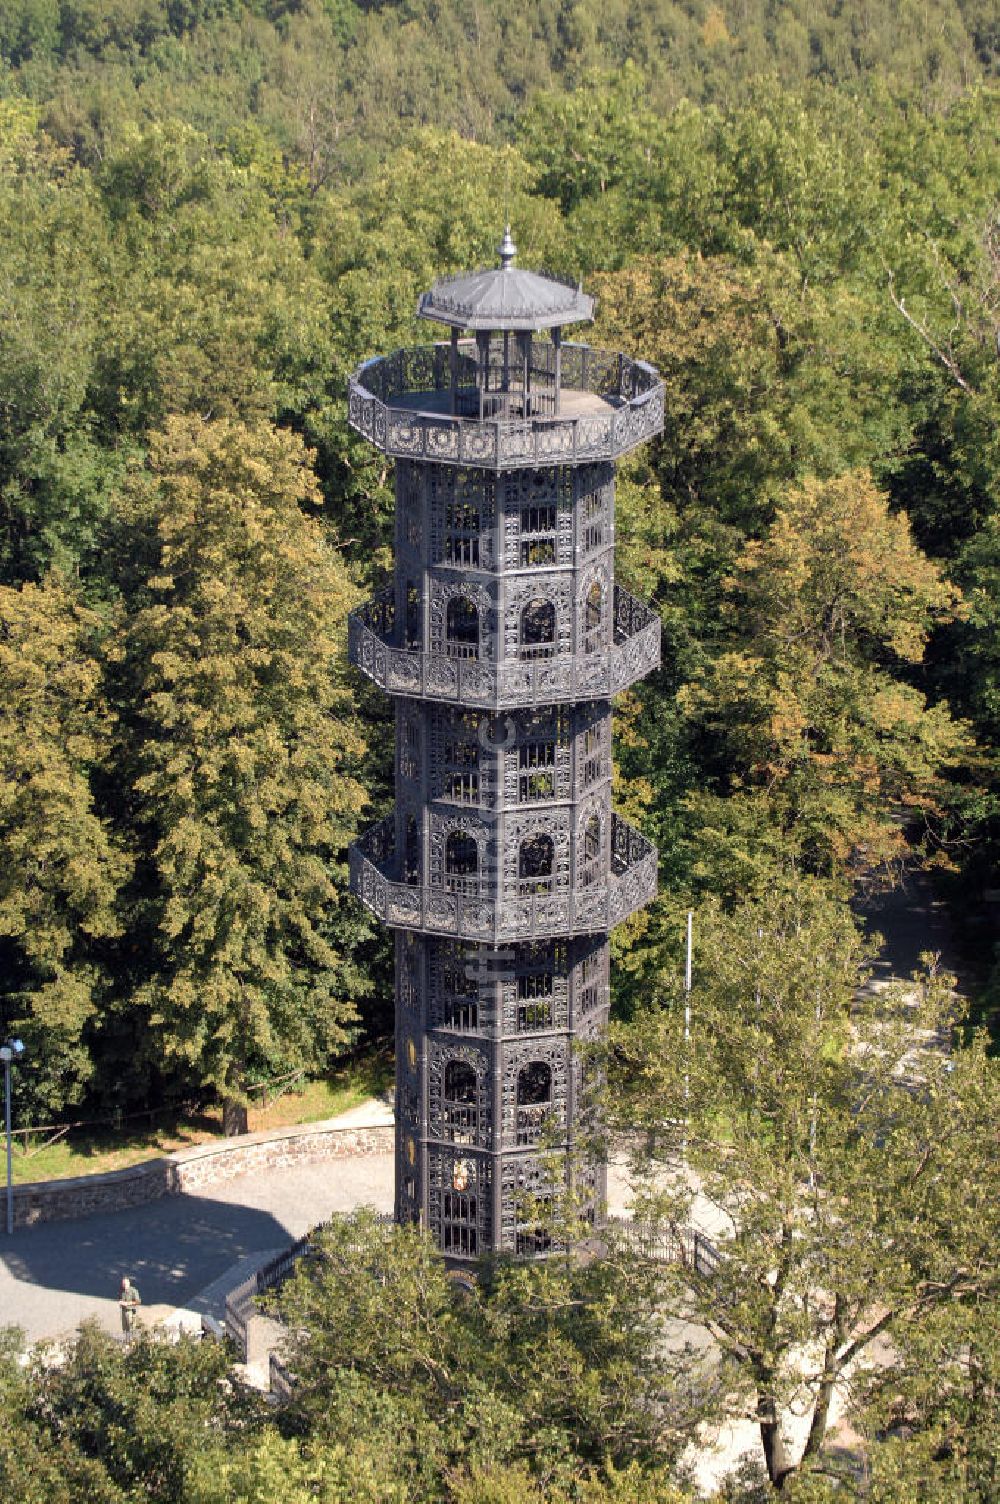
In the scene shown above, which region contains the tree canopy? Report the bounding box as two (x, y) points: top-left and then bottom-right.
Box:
(1, 1), (1000, 1486)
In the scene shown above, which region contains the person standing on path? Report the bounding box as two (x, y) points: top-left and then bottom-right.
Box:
(119, 1275), (141, 1344)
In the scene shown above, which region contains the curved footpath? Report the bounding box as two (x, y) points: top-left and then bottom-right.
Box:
(2, 1098), (652, 1348)
(0, 882), (961, 1500)
(1, 1102), (395, 1346)
(1, 876), (959, 1352)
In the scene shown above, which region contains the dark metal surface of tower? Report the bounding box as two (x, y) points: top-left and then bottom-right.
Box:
(347, 234), (663, 1260)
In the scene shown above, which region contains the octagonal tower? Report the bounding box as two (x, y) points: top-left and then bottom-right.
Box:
(348, 233), (662, 1259)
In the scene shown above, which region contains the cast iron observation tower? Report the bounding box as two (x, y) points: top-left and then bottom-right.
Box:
(347, 232), (662, 1260)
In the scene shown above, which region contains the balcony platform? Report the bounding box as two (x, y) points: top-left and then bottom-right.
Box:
(347, 341), (664, 470)
(349, 812), (657, 942)
(388, 386), (620, 419)
(349, 584), (661, 709)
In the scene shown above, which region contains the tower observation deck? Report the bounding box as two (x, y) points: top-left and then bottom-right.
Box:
(347, 233), (662, 1259)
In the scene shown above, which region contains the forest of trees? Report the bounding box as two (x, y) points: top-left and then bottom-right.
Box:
(1, 0), (998, 1123)
(2, 0), (1000, 1495)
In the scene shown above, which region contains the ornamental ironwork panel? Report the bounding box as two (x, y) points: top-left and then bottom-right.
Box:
(427, 1038), (491, 1147)
(347, 342), (665, 471)
(501, 1036), (569, 1148)
(428, 1149), (493, 1258)
(500, 1155), (565, 1253)
(349, 583), (659, 708)
(347, 285), (660, 1262)
(349, 810), (656, 942)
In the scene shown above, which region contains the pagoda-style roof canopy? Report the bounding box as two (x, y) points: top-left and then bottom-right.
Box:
(417, 228), (594, 332)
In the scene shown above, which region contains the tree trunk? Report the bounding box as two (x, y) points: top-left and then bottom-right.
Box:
(801, 1357), (839, 1463)
(223, 1047), (249, 1136)
(222, 1097), (248, 1136)
(758, 1393), (795, 1490)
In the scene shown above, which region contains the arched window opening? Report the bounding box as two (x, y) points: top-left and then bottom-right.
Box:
(520, 598), (556, 661)
(405, 815), (420, 886)
(583, 582), (603, 654)
(518, 833), (554, 897)
(444, 1059), (478, 1142)
(516, 1060), (552, 1145)
(445, 830), (479, 895)
(579, 814), (601, 889)
(446, 596), (479, 660)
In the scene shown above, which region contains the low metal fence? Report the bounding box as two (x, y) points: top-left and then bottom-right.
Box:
(605, 1215), (722, 1279)
(224, 1232), (313, 1356)
(224, 1216), (397, 1359)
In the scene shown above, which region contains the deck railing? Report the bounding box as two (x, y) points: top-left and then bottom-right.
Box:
(349, 811), (657, 942)
(349, 584), (660, 709)
(605, 1215), (722, 1278)
(348, 341), (664, 470)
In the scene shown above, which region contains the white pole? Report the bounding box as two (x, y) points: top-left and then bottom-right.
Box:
(685, 911), (693, 1008)
(3, 1052), (11, 1237)
(683, 911), (692, 1160)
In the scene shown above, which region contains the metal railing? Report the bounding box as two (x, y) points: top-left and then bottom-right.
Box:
(224, 1217), (398, 1360)
(224, 1234), (313, 1357)
(348, 583), (661, 709)
(349, 811), (657, 942)
(605, 1216), (722, 1278)
(222, 1212), (720, 1392)
(347, 341), (664, 470)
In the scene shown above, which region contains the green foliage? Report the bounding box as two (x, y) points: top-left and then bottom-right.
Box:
(277, 1209), (703, 1495)
(0, 575), (127, 1115)
(113, 416), (369, 1109)
(679, 472), (971, 881)
(0, 1323), (267, 1503)
(606, 880), (1000, 1490)
(0, 1288), (702, 1504)
(0, 0), (996, 1254)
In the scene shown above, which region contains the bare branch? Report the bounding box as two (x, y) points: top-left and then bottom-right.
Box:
(886, 271), (973, 393)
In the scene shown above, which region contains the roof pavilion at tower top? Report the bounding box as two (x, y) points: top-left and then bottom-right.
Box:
(416, 228), (594, 333)
(411, 227), (598, 423)
(346, 230), (664, 465)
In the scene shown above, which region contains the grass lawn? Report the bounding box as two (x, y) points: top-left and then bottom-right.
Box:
(11, 1051), (393, 1185)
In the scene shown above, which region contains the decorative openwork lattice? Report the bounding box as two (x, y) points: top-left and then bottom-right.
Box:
(349, 256), (660, 1259)
(348, 342), (664, 472)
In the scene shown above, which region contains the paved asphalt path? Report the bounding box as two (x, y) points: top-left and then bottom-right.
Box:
(855, 867), (964, 991)
(1, 1153), (393, 1346)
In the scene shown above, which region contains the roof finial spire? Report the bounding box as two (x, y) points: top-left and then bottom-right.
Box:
(498, 224), (517, 269)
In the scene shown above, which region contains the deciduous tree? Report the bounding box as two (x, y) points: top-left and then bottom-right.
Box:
(0, 574), (126, 1115)
(679, 472), (970, 883)
(115, 416), (368, 1129)
(606, 881), (1000, 1492)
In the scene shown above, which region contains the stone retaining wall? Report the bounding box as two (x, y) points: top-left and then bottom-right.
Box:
(12, 1119), (395, 1229)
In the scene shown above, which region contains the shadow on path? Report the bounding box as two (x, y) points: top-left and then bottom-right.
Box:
(1, 1152), (393, 1345)
(855, 869), (965, 992)
(2, 1193), (294, 1345)
(4, 1194), (293, 1303)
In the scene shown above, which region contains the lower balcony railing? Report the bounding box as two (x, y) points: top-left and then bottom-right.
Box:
(348, 584), (660, 708)
(349, 812), (657, 941)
